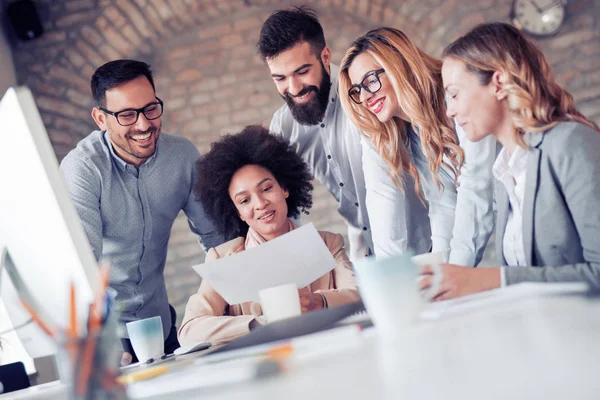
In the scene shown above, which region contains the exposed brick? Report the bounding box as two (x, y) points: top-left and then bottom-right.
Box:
(233, 17), (262, 32)
(175, 69), (203, 82)
(64, 48), (87, 69)
(190, 79), (220, 93)
(169, 0), (195, 26)
(26, 76), (66, 97)
(31, 30), (67, 45)
(193, 103), (230, 116)
(164, 96), (187, 111)
(574, 56), (600, 72)
(142, 2), (168, 37)
(104, 6), (128, 28)
(460, 13), (485, 30)
(169, 108), (195, 123)
(55, 116), (92, 133)
(550, 30), (597, 50)
(101, 25), (134, 56)
(36, 96), (89, 118)
(75, 40), (106, 69)
(49, 130), (76, 146)
(153, 0), (174, 20)
(116, 0), (153, 38)
(198, 23), (233, 40)
(190, 93), (211, 105)
(212, 87), (236, 101)
(56, 11), (95, 28)
(98, 44), (122, 61)
(232, 108), (262, 124)
(572, 85), (600, 103)
(49, 65), (90, 93)
(66, 89), (92, 107)
(119, 25), (143, 47)
(80, 26), (103, 47)
(65, 0), (96, 12)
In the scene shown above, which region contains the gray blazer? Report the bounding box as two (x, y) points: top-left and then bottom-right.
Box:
(495, 122), (600, 289)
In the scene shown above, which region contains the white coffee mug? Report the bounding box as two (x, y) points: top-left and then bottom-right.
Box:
(251, 283), (301, 323)
(126, 316), (164, 363)
(411, 250), (447, 300)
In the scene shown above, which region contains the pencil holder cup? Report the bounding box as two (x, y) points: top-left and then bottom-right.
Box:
(54, 289), (126, 400)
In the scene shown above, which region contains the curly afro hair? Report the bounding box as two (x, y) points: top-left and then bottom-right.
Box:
(195, 125), (313, 238)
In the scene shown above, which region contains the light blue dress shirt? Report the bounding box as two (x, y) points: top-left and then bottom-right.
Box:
(60, 130), (225, 338)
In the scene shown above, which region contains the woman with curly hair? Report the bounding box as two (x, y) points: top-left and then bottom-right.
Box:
(178, 125), (360, 345)
(418, 22), (600, 300)
(339, 27), (497, 266)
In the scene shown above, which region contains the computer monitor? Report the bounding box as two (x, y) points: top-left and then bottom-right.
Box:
(0, 87), (99, 358)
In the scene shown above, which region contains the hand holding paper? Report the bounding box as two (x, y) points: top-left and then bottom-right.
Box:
(193, 224), (336, 305)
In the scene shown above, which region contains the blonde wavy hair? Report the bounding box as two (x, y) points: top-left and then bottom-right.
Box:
(339, 27), (464, 196)
(442, 22), (599, 147)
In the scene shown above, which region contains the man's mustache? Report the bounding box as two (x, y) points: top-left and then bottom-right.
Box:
(285, 86), (318, 100)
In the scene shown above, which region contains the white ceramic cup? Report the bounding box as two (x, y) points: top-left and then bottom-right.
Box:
(252, 283), (301, 323)
(125, 316), (164, 363)
(411, 250), (447, 300)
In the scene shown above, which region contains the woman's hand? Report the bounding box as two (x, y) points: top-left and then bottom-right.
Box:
(419, 264), (501, 301)
(298, 287), (324, 313)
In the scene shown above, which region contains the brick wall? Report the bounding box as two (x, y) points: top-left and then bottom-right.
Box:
(8, 0), (599, 324)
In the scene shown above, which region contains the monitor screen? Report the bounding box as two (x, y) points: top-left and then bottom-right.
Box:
(0, 87), (99, 358)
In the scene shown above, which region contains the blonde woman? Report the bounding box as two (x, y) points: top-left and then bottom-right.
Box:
(339, 27), (497, 266)
(417, 22), (600, 300)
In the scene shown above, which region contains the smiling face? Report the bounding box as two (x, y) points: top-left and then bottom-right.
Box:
(347, 52), (404, 123)
(91, 75), (161, 167)
(442, 57), (508, 142)
(228, 164), (290, 241)
(266, 41), (332, 125)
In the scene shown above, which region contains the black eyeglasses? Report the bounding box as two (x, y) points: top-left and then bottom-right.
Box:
(348, 69), (385, 104)
(100, 98), (164, 126)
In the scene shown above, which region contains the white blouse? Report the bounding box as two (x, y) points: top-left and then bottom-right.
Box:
(493, 142), (530, 285)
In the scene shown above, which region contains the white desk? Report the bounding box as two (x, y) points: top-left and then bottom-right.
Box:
(150, 294), (600, 400)
(7, 294), (600, 400)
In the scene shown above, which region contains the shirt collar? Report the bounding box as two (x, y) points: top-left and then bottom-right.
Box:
(492, 135), (530, 182)
(323, 64), (340, 122)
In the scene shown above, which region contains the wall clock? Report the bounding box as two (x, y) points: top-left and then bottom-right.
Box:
(511, 0), (566, 36)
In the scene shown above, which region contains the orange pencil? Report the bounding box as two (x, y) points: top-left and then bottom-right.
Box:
(76, 261), (110, 396)
(69, 281), (77, 338)
(20, 298), (56, 337)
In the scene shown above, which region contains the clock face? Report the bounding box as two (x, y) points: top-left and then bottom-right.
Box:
(512, 0), (565, 36)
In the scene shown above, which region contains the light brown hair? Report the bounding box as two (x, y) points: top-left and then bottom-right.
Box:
(340, 27), (463, 195)
(442, 22), (599, 147)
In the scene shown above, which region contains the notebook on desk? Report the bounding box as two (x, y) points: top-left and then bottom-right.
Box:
(212, 300), (367, 354)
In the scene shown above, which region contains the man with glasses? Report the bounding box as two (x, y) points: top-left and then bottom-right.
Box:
(259, 6), (432, 260)
(60, 59), (226, 365)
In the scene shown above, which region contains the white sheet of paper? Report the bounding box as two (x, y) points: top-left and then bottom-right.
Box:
(420, 282), (589, 320)
(192, 224), (336, 304)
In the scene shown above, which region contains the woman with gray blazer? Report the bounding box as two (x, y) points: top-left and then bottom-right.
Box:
(418, 22), (600, 300)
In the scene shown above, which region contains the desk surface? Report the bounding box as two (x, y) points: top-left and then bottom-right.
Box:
(7, 294), (600, 400)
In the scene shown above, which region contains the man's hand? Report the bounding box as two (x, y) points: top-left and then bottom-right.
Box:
(298, 287), (324, 313)
(120, 352), (133, 366)
(419, 264), (501, 301)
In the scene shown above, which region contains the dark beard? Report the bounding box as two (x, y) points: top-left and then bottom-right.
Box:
(283, 64), (332, 126)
